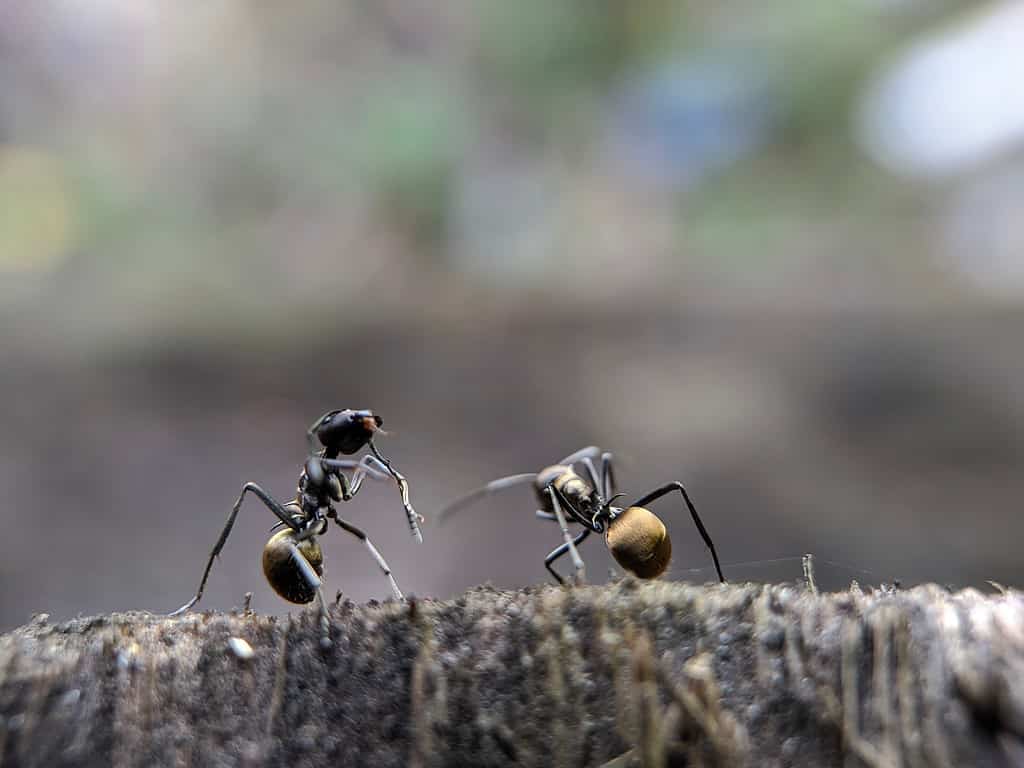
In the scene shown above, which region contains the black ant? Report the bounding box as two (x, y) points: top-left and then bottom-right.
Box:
(438, 446), (724, 585)
(170, 409), (422, 648)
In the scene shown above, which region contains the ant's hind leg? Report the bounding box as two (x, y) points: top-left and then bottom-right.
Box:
(285, 541), (332, 649)
(315, 588), (331, 650)
(331, 518), (404, 601)
(169, 483), (299, 616)
(544, 528), (591, 585)
(630, 482), (725, 583)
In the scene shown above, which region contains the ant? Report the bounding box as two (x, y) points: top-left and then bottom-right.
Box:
(438, 446), (724, 585)
(170, 409), (423, 648)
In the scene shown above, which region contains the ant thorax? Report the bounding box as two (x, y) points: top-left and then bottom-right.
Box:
(560, 479), (604, 519)
(297, 460), (342, 514)
(296, 468), (317, 509)
(574, 492), (606, 520)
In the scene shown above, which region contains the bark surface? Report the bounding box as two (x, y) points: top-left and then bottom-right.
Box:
(1, 580), (1022, 767)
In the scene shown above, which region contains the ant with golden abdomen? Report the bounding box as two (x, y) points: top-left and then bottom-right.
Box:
(438, 446), (724, 585)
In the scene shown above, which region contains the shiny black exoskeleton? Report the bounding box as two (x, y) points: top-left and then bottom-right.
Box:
(169, 409), (421, 649)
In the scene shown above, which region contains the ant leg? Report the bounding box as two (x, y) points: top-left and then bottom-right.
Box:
(630, 482), (725, 583)
(580, 457), (602, 495)
(550, 483), (602, 532)
(548, 486), (587, 584)
(320, 455), (390, 483)
(438, 473), (537, 523)
(557, 447), (606, 499)
(319, 454), (419, 544)
(368, 444), (423, 543)
(331, 518), (404, 600)
(285, 541), (332, 649)
(558, 446), (602, 467)
(318, 457), (381, 504)
(320, 455), (405, 514)
(535, 510), (557, 521)
(170, 483), (300, 616)
(544, 529), (591, 585)
(601, 452), (617, 497)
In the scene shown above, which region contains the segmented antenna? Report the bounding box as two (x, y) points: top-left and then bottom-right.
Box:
(436, 473), (539, 523)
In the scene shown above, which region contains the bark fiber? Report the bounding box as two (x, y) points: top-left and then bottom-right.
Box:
(1, 580), (1022, 767)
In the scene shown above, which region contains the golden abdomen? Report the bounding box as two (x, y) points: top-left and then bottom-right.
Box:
(262, 530), (324, 604)
(605, 507), (672, 579)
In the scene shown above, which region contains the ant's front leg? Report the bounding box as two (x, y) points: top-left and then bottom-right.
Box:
(369, 446), (424, 543)
(321, 450), (424, 542)
(169, 483), (299, 616)
(319, 455), (389, 501)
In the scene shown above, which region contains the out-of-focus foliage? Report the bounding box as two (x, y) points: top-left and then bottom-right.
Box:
(1, 0), (1007, 348)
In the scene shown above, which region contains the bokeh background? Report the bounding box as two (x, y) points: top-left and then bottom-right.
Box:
(2, 1), (1023, 632)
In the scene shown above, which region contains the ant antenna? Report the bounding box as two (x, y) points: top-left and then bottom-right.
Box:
(436, 473), (539, 523)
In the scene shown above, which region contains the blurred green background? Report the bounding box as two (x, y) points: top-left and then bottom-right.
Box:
(2, 0), (1023, 630)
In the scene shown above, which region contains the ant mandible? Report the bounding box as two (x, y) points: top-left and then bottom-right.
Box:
(169, 409), (423, 648)
(438, 446), (724, 585)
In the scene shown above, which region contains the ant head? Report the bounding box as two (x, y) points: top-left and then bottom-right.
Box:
(587, 492), (624, 529)
(587, 487), (608, 513)
(313, 409), (383, 455)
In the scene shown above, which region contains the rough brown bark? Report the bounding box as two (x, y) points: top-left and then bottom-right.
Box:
(0, 580), (1022, 767)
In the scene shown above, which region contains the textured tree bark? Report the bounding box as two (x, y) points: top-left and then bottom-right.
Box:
(0, 580), (1022, 767)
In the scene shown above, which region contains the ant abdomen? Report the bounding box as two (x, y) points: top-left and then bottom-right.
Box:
(262, 530), (324, 604)
(606, 506), (672, 579)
